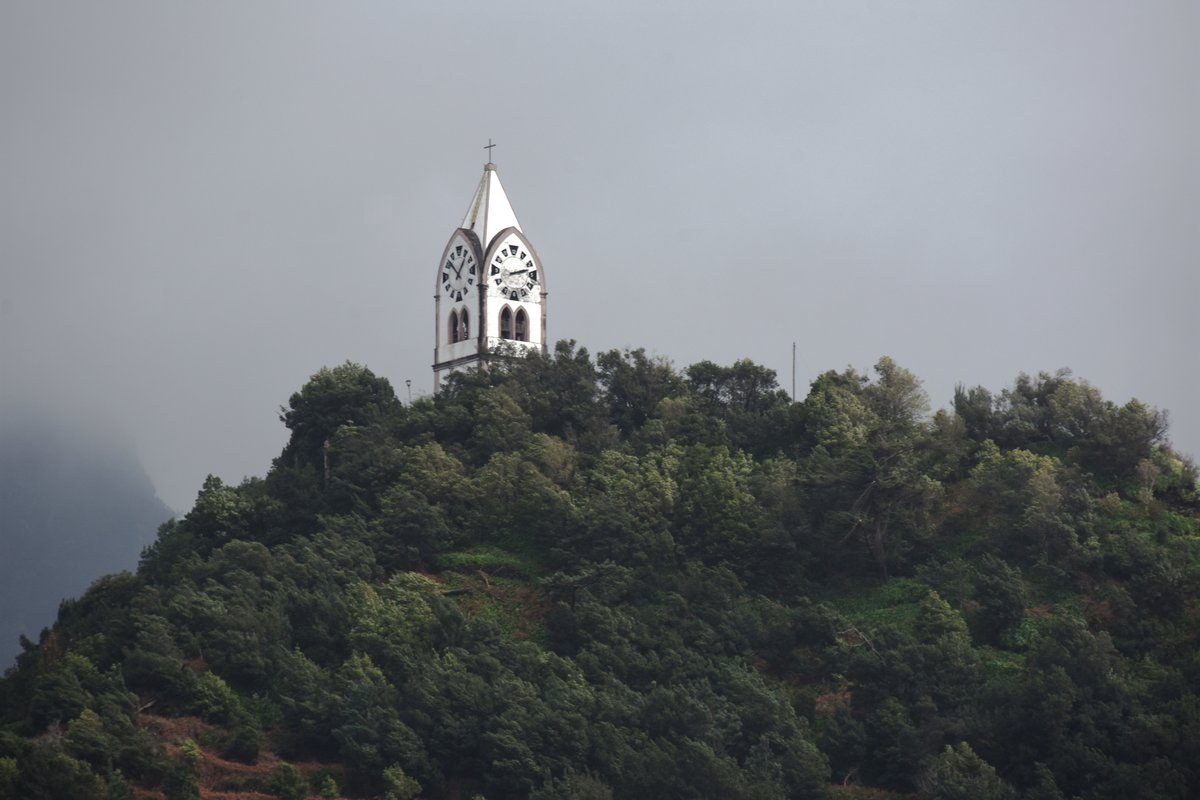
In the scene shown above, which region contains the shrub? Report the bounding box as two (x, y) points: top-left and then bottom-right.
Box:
(383, 764), (422, 800)
(270, 762), (309, 800)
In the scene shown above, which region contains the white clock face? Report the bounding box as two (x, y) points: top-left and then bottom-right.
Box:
(441, 243), (477, 302)
(490, 243), (539, 302)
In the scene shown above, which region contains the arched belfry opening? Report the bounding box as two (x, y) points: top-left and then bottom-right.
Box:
(499, 306), (513, 339)
(515, 308), (528, 342)
(460, 308), (470, 340)
(448, 310), (460, 344)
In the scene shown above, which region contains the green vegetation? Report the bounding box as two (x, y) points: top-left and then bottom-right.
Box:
(435, 545), (544, 578)
(1, 345), (1198, 799)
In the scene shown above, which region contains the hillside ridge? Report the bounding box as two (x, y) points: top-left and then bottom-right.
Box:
(2, 344), (1197, 800)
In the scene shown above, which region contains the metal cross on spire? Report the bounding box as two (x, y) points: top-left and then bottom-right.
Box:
(484, 138), (496, 162)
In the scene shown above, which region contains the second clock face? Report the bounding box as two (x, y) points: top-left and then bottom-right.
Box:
(441, 243), (477, 302)
(490, 243), (539, 302)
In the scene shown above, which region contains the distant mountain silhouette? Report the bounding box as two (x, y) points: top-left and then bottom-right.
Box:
(0, 407), (172, 667)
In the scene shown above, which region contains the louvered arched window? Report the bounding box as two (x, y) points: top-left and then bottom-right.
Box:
(448, 310), (459, 343)
(500, 306), (512, 339)
(515, 308), (528, 341)
(460, 308), (470, 340)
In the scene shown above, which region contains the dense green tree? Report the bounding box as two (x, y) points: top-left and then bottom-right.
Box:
(567, 449), (677, 570)
(596, 348), (686, 435)
(161, 757), (199, 800)
(956, 370), (1170, 488)
(503, 340), (606, 442)
(685, 359), (790, 417)
(468, 387), (534, 462)
(330, 652), (431, 791)
(963, 442), (1086, 564)
(972, 555), (1028, 645)
(531, 769), (614, 800)
(0, 757), (17, 800)
(279, 361), (401, 469)
(684, 359), (795, 455)
(802, 358), (941, 578)
(672, 445), (761, 570)
(919, 742), (1015, 800)
(376, 444), (471, 568)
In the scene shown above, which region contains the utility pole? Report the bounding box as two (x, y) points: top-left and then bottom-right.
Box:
(791, 342), (796, 403)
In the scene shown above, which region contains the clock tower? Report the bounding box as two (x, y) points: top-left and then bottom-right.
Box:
(432, 160), (547, 388)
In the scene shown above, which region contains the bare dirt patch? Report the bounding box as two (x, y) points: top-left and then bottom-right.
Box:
(136, 713), (345, 799)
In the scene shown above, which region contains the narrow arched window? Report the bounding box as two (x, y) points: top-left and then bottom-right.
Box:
(448, 310), (459, 343)
(460, 308), (470, 340)
(515, 308), (528, 341)
(500, 306), (512, 339)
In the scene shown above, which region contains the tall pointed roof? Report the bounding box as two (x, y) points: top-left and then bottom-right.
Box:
(461, 162), (522, 250)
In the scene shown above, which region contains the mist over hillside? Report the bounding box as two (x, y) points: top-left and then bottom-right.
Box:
(0, 405), (172, 667)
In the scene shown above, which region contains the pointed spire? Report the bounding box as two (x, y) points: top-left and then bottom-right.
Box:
(461, 162), (522, 251)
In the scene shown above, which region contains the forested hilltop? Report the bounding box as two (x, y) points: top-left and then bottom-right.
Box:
(2, 342), (1198, 800)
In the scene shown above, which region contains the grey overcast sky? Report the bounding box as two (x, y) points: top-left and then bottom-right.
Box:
(1, 1), (1197, 512)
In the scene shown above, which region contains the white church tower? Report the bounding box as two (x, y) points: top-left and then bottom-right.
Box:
(432, 158), (547, 387)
